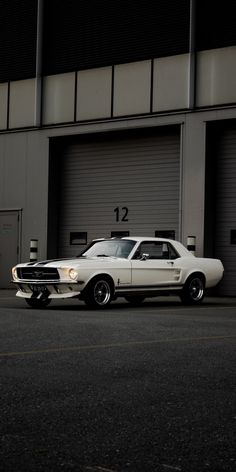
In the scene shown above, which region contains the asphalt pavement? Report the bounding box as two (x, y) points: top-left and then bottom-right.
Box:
(0, 290), (236, 472)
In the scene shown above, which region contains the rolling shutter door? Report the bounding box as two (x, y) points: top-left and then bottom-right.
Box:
(58, 129), (180, 257)
(215, 126), (236, 295)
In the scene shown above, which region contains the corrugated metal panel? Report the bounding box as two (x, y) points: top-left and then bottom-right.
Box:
(58, 130), (180, 257)
(215, 126), (236, 295)
(43, 0), (190, 76)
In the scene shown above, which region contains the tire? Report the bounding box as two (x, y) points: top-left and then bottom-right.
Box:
(83, 277), (113, 308)
(26, 297), (51, 308)
(180, 274), (205, 305)
(125, 296), (145, 306)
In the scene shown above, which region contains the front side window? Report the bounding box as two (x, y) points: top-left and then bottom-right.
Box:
(133, 242), (179, 260)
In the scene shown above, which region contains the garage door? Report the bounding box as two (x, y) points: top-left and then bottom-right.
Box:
(214, 125), (236, 295)
(58, 129), (180, 258)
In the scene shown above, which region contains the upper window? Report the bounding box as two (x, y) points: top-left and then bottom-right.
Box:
(196, 2), (236, 52)
(42, 0), (190, 76)
(0, 0), (37, 83)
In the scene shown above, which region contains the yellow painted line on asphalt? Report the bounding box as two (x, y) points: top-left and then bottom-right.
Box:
(0, 334), (236, 358)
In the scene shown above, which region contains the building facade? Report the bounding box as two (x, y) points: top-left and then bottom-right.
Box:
(0, 0), (236, 294)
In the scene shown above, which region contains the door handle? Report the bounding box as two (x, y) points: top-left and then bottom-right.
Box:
(167, 261), (174, 265)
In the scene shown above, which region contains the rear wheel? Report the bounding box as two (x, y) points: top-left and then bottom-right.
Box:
(180, 274), (205, 305)
(83, 277), (113, 308)
(26, 297), (51, 308)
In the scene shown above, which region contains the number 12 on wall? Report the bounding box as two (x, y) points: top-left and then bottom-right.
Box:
(114, 207), (129, 222)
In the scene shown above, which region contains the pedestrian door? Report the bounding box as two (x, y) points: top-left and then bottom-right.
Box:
(0, 210), (20, 288)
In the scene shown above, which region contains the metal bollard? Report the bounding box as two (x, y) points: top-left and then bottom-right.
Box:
(187, 236), (196, 256)
(30, 239), (38, 262)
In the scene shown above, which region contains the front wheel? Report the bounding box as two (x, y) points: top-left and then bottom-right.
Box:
(180, 275), (205, 305)
(26, 297), (51, 308)
(83, 277), (113, 308)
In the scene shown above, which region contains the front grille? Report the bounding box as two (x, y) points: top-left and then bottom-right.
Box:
(17, 267), (59, 281)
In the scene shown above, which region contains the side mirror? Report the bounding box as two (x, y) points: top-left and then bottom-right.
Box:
(140, 253), (150, 261)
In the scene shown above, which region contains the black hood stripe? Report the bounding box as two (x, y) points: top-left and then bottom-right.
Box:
(27, 258), (77, 266)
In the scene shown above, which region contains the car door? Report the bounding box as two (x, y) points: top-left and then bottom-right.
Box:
(130, 241), (180, 287)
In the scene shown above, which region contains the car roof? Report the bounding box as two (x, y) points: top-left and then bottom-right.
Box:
(94, 236), (177, 243)
(121, 236), (172, 242)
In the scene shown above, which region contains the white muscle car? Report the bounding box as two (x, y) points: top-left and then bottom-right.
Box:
(12, 237), (224, 309)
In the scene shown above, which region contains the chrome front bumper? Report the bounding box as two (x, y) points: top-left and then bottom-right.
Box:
(13, 281), (81, 299)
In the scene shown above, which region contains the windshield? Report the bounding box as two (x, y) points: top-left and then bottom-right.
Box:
(80, 239), (136, 259)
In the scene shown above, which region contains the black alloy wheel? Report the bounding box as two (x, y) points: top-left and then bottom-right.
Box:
(180, 274), (205, 305)
(84, 277), (113, 308)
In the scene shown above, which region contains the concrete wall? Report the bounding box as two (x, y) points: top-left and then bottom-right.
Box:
(181, 114), (206, 255)
(1, 107), (236, 262)
(0, 53), (191, 130)
(0, 111), (220, 261)
(1, 46), (236, 264)
(1, 47), (236, 132)
(0, 131), (49, 261)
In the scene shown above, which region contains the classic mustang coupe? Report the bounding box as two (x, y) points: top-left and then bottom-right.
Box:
(12, 237), (224, 308)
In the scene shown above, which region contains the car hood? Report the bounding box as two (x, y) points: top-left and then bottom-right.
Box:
(17, 256), (126, 269)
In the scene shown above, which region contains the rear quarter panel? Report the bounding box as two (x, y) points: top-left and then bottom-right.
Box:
(179, 257), (224, 288)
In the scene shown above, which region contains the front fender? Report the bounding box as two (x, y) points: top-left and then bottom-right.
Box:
(81, 270), (116, 291)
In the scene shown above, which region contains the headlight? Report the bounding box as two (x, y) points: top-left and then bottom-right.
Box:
(69, 268), (79, 280)
(12, 267), (18, 280)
